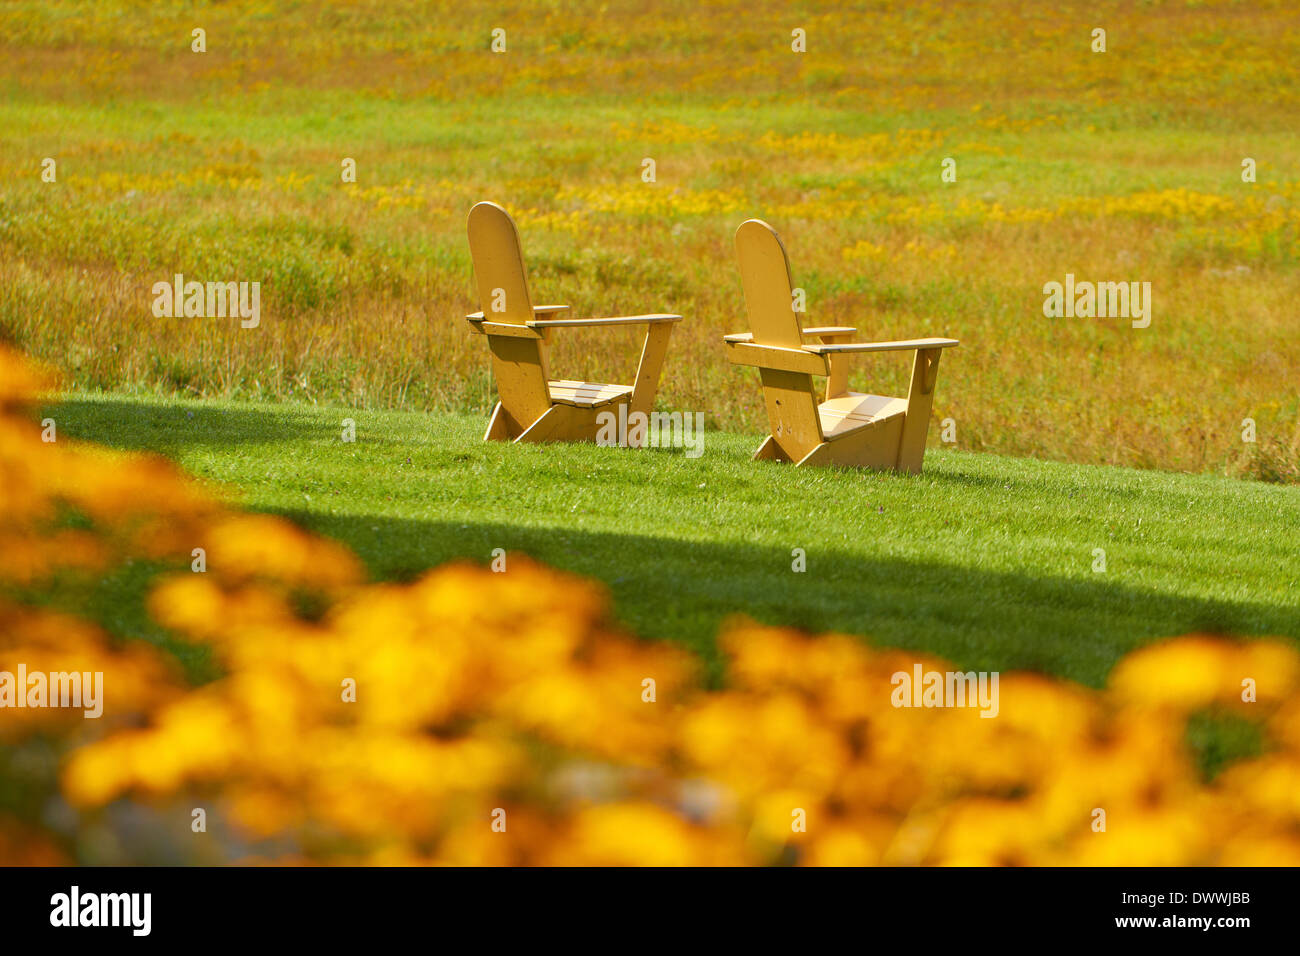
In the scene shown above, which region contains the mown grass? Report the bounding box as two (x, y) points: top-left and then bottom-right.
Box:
(1, 1), (1297, 479)
(46, 392), (1300, 686)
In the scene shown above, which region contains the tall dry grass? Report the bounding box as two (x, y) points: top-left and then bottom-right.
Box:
(0, 0), (1296, 478)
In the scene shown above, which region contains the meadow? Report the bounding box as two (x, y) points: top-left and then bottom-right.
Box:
(1, 0), (1298, 479)
(3, 1), (1300, 866)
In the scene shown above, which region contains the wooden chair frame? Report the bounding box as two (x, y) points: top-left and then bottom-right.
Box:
(466, 201), (681, 445)
(724, 219), (958, 473)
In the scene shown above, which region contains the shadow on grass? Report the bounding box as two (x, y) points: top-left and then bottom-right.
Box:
(47, 396), (1300, 688)
(47, 397), (339, 452)
(271, 508), (1300, 688)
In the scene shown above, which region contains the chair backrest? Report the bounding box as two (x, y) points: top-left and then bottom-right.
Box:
(734, 219), (824, 458)
(735, 219), (803, 348)
(467, 201), (535, 324)
(466, 202), (551, 432)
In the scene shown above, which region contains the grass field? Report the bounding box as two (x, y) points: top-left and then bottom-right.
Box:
(44, 392), (1300, 687)
(2, 0), (1298, 479)
(6, 1), (1300, 868)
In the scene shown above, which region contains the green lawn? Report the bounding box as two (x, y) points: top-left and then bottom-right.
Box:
(47, 392), (1300, 687)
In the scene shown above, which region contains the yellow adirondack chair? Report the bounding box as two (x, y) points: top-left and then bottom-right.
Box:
(465, 201), (681, 444)
(725, 219), (958, 472)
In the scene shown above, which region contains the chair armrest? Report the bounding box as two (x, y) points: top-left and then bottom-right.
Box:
(800, 326), (857, 337)
(725, 328), (857, 342)
(724, 340), (829, 376)
(805, 337), (959, 354)
(466, 304), (570, 324)
(528, 313), (681, 328)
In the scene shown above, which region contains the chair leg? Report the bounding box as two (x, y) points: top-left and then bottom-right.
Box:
(514, 404), (606, 443)
(895, 347), (942, 474)
(628, 323), (674, 419)
(798, 415), (903, 469)
(484, 402), (511, 441)
(753, 435), (790, 462)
